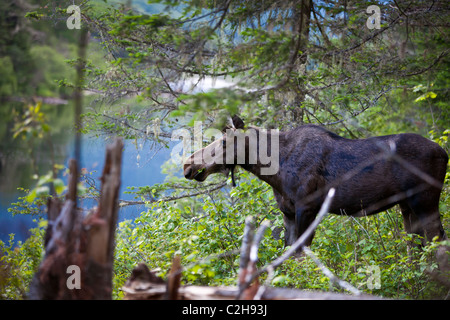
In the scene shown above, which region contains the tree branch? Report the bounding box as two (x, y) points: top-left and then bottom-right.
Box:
(119, 181), (228, 207)
(303, 247), (361, 295)
(240, 188), (336, 292)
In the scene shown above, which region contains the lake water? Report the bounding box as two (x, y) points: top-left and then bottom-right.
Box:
(0, 132), (175, 244)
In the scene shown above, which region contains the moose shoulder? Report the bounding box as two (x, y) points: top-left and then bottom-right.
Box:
(183, 116), (448, 250)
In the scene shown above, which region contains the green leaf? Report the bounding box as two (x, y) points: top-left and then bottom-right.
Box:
(415, 91), (437, 102)
(37, 171), (53, 186)
(25, 11), (43, 20)
(428, 91), (437, 99)
(271, 275), (290, 286)
(25, 189), (37, 203)
(35, 186), (50, 197)
(414, 94), (426, 102)
(53, 178), (65, 195)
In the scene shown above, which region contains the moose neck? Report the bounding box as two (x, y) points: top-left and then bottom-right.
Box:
(233, 127), (283, 191)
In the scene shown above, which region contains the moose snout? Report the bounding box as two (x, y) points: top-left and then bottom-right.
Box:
(184, 165), (193, 179)
(184, 163), (208, 181)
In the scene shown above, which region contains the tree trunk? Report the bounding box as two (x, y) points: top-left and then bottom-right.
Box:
(292, 0), (312, 124)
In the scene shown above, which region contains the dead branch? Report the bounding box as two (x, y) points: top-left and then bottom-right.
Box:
(123, 282), (381, 300)
(237, 216), (254, 293)
(303, 247), (361, 295)
(236, 218), (271, 300)
(258, 188), (336, 276)
(122, 251), (380, 300)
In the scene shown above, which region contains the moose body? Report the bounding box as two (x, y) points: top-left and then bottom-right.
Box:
(184, 117), (448, 249)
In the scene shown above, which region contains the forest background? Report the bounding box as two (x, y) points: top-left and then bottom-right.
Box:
(0, 0), (449, 299)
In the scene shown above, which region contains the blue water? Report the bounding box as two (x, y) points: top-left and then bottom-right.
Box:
(0, 135), (176, 245)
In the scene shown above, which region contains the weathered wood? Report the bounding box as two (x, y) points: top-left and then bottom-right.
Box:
(86, 139), (123, 266)
(165, 255), (182, 300)
(28, 138), (123, 300)
(237, 219), (271, 300)
(122, 263), (166, 300)
(237, 217), (254, 293)
(122, 249), (382, 300)
(66, 159), (78, 202)
(122, 272), (382, 300)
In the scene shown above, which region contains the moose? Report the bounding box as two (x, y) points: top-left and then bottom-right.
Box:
(183, 116), (448, 252)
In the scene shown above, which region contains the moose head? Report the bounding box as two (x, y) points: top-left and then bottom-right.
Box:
(183, 115), (279, 186)
(183, 115), (244, 186)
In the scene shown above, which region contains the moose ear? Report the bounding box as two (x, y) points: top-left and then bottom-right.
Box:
(221, 115), (245, 133)
(231, 115), (245, 129)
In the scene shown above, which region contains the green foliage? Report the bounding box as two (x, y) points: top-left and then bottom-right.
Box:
(0, 56), (17, 97)
(7, 187), (50, 217)
(74, 0), (450, 145)
(113, 171), (282, 298)
(292, 213), (447, 299)
(24, 170), (66, 204)
(28, 45), (76, 97)
(0, 222), (45, 299)
(113, 170), (450, 299)
(12, 103), (50, 140)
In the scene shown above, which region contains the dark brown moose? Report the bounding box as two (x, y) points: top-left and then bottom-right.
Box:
(184, 116), (448, 252)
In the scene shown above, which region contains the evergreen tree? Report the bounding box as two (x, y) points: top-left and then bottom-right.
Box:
(75, 0), (449, 139)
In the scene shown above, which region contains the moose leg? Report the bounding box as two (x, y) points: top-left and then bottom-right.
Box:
(294, 207), (317, 249)
(403, 198), (449, 271)
(282, 208), (316, 252)
(400, 202), (425, 248)
(283, 214), (297, 247)
(421, 207), (447, 243)
(421, 208), (450, 271)
(402, 193), (447, 243)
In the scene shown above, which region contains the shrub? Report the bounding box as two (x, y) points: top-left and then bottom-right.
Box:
(0, 221), (45, 299)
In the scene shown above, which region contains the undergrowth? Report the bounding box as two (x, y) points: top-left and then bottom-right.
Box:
(112, 171), (450, 300)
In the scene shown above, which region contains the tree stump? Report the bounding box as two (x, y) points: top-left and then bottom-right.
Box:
(28, 138), (123, 299)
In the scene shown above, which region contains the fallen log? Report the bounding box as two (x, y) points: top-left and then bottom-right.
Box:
(121, 262), (382, 300)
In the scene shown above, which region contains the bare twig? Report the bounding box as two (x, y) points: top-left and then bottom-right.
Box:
(237, 216), (254, 292)
(236, 218), (272, 299)
(119, 181), (228, 207)
(66, 159), (78, 202)
(303, 247), (361, 295)
(266, 188), (335, 269)
(249, 220), (271, 267)
(240, 188), (336, 292)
